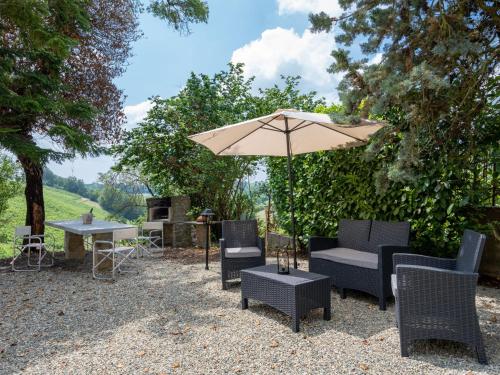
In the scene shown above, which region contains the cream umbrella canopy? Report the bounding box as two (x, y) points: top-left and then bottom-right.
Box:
(189, 109), (384, 268)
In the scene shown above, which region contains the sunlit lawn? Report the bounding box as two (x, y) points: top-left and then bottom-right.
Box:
(0, 187), (110, 258)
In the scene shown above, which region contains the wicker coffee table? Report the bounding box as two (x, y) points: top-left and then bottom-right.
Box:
(241, 265), (331, 332)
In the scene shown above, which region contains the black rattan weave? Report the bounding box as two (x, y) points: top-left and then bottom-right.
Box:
(309, 219), (410, 310)
(220, 220), (265, 290)
(392, 229), (488, 364)
(241, 265), (331, 332)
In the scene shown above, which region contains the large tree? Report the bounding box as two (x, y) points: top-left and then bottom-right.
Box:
(0, 0), (209, 233)
(112, 69), (325, 220)
(262, 1), (498, 255)
(112, 64), (260, 219)
(309, 0), (499, 182)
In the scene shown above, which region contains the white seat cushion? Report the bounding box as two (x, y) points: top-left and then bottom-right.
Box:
(225, 246), (261, 258)
(310, 247), (378, 270)
(391, 274), (397, 297)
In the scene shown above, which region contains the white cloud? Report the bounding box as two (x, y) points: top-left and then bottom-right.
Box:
(277, 0), (342, 16)
(231, 27), (340, 102)
(368, 53), (383, 65)
(123, 100), (153, 130)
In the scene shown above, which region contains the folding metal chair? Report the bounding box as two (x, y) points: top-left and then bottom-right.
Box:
(137, 222), (164, 257)
(11, 226), (54, 272)
(92, 227), (138, 280)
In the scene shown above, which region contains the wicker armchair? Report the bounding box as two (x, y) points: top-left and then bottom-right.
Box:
(309, 219), (410, 310)
(220, 220), (265, 290)
(392, 229), (487, 364)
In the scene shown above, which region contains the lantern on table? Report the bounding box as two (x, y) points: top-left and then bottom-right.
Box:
(277, 248), (290, 274)
(200, 208), (214, 270)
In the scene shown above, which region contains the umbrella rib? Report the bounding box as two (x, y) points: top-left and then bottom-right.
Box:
(289, 121), (313, 132)
(257, 121), (283, 132)
(288, 120), (308, 131)
(215, 114), (282, 155)
(312, 122), (366, 142)
(260, 125), (282, 132)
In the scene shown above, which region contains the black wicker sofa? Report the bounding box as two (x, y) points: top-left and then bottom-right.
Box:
(309, 219), (410, 310)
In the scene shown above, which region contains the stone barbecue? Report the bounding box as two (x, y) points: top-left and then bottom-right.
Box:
(147, 196), (192, 248)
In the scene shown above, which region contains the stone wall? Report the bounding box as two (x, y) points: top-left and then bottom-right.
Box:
(159, 196), (192, 247)
(266, 232), (294, 250)
(171, 196), (190, 222)
(163, 223), (173, 246)
(173, 223), (192, 248)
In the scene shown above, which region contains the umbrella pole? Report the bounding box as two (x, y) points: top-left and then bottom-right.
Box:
(285, 118), (298, 269)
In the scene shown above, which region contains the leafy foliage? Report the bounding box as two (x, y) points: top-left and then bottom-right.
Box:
(0, 155), (22, 218)
(98, 186), (145, 221)
(268, 106), (497, 257)
(112, 64), (258, 219)
(113, 67), (325, 220)
(0, 0), (98, 163)
(97, 170), (147, 221)
(0, 0), (213, 232)
(270, 0), (500, 256)
(44, 167), (149, 220)
(148, 0), (208, 34)
(253, 75), (325, 116)
(43, 168), (98, 201)
(309, 0), (499, 183)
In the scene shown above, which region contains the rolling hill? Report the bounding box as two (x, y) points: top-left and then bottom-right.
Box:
(0, 186), (111, 258)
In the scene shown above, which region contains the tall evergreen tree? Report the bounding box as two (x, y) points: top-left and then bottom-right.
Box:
(0, 0), (209, 233)
(310, 0), (499, 182)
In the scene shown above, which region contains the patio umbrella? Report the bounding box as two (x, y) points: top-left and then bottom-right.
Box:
(188, 109), (384, 268)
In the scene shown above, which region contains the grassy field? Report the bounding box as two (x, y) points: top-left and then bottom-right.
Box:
(0, 186), (111, 259)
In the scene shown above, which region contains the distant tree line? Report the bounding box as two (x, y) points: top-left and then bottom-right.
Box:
(43, 168), (100, 202)
(97, 171), (147, 221)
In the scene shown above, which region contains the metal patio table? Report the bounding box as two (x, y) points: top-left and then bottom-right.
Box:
(241, 264), (331, 332)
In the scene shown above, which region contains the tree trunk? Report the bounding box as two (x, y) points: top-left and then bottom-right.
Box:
(19, 156), (45, 235)
(493, 159), (497, 207)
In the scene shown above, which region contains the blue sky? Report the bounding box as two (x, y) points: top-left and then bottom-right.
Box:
(48, 0), (357, 183)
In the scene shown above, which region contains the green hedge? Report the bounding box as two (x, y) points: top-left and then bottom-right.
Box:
(267, 146), (493, 258)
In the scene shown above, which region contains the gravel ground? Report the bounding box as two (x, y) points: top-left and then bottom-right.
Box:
(0, 248), (498, 375)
